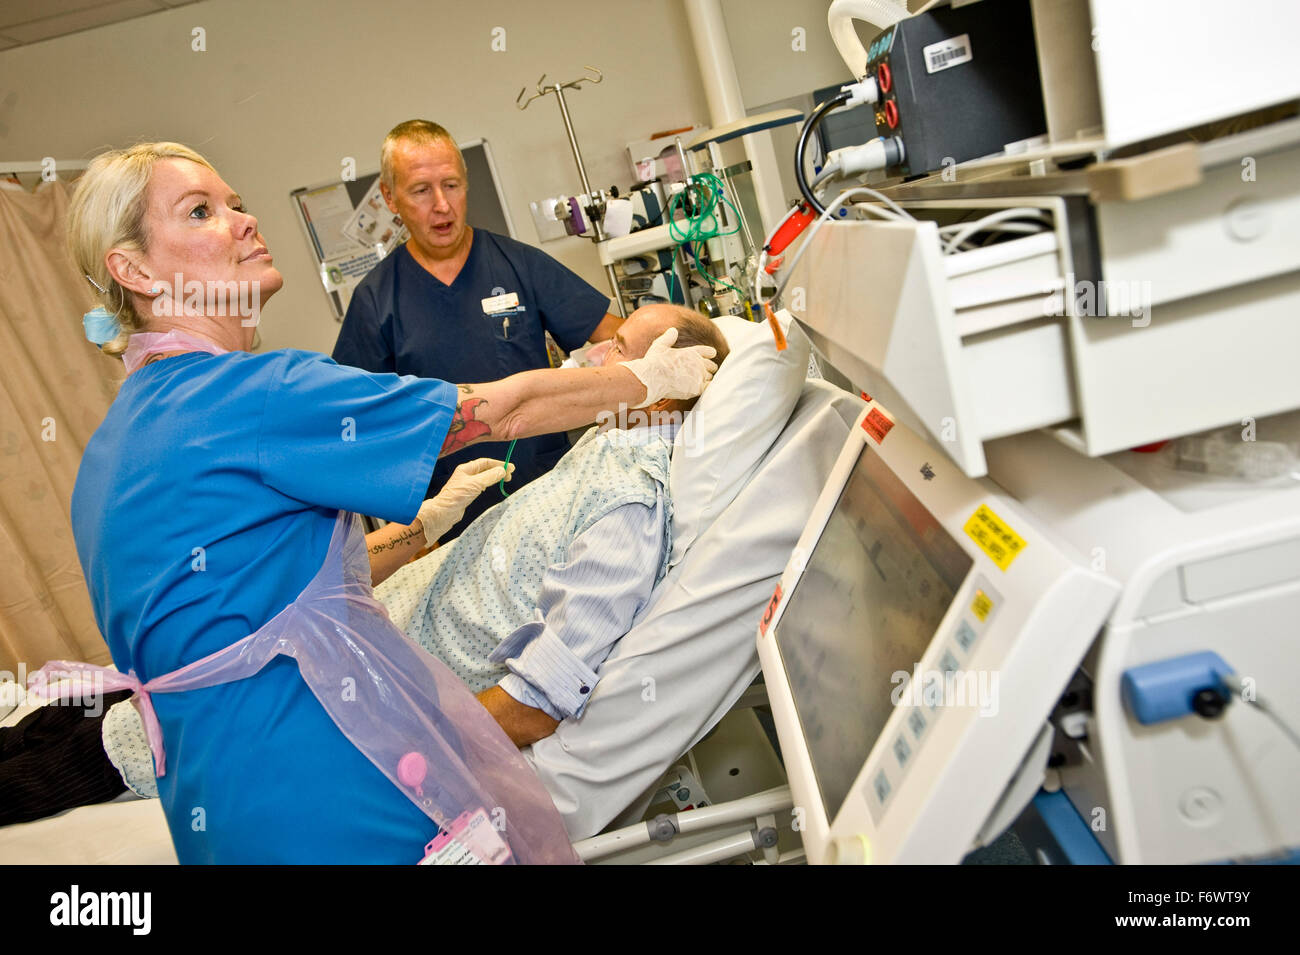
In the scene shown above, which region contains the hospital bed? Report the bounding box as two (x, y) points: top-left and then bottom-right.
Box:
(0, 312), (859, 865)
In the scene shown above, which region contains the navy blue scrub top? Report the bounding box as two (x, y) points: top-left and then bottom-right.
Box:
(71, 349), (456, 863)
(331, 229), (610, 539)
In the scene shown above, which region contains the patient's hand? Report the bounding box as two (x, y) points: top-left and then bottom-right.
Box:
(475, 686), (560, 748)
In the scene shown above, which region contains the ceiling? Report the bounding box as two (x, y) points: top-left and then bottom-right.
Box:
(0, 0), (201, 51)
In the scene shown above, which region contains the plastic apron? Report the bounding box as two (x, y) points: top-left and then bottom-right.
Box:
(30, 509), (580, 865)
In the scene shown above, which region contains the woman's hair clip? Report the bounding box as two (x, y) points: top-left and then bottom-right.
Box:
(84, 273), (108, 295)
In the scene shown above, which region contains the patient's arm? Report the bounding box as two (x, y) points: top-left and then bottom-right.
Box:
(475, 686), (559, 748)
(365, 521), (428, 587)
(484, 500), (666, 745)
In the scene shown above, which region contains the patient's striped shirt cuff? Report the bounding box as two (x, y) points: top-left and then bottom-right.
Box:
(491, 620), (601, 720)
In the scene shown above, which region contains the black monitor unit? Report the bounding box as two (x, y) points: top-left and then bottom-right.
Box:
(864, 0), (1047, 178)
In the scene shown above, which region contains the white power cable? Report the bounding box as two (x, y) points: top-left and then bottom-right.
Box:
(810, 163), (841, 189)
(1221, 674), (1300, 752)
(941, 222), (1047, 252)
(939, 208), (1051, 255)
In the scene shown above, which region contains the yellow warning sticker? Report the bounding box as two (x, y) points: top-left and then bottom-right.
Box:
(964, 504), (1027, 571)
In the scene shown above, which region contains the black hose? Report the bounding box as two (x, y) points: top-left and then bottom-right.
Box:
(796, 90), (852, 215)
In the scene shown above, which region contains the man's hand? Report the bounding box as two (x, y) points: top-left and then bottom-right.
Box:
(475, 685), (560, 748)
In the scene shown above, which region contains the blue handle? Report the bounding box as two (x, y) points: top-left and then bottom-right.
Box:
(1121, 652), (1234, 725)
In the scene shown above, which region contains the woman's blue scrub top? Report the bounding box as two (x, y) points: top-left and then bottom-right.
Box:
(71, 348), (457, 863)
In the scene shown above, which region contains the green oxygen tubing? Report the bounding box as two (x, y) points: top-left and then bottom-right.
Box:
(499, 439), (517, 498)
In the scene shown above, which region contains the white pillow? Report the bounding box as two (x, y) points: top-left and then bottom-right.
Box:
(669, 309), (810, 566)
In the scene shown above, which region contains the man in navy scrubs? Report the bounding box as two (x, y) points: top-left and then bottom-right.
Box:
(333, 120), (623, 540)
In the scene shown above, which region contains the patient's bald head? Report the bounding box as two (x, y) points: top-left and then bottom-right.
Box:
(600, 304), (730, 414)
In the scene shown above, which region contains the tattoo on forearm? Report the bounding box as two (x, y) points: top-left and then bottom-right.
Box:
(369, 524), (424, 555)
(441, 395), (491, 455)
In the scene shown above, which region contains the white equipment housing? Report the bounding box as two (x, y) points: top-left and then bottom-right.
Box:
(784, 119), (1300, 479)
(757, 401), (1117, 864)
(987, 425), (1300, 864)
(753, 0), (1300, 867)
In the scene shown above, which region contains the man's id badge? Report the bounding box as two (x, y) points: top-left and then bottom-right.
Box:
(418, 808), (513, 865)
(481, 291), (520, 315)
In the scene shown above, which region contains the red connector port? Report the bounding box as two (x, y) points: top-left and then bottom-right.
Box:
(877, 61), (892, 94)
(765, 202), (818, 258)
(884, 100), (899, 129)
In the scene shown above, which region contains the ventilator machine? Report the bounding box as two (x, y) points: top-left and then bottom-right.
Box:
(578, 0), (1300, 865)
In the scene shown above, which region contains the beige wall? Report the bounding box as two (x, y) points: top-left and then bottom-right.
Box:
(0, 0), (857, 354)
(0, 0), (714, 353)
(722, 0), (855, 109)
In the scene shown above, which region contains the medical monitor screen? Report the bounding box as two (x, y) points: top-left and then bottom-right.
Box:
(775, 443), (973, 823)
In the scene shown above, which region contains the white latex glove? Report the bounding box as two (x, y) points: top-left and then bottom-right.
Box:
(622, 327), (719, 405)
(416, 458), (514, 546)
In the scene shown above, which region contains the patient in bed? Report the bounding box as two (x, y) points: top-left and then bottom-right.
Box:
(79, 304), (730, 803)
(382, 303), (730, 747)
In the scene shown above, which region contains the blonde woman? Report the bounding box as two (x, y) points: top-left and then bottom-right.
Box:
(45, 143), (714, 863)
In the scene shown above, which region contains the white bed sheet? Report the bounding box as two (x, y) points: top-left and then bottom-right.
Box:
(0, 796), (175, 864)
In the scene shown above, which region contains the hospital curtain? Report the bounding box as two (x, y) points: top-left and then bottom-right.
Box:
(0, 178), (121, 673)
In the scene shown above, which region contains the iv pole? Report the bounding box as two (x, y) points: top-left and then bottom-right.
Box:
(517, 67), (628, 318)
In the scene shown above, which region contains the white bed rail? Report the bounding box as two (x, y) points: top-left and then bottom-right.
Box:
(574, 785), (795, 864)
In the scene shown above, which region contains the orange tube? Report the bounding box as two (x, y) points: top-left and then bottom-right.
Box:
(763, 302), (788, 351)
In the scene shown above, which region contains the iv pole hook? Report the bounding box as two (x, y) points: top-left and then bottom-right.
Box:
(516, 66), (602, 110)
